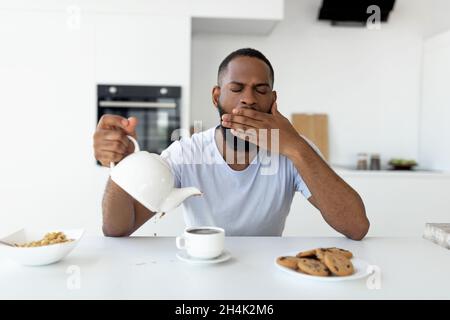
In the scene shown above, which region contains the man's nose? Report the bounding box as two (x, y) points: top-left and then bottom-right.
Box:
(239, 88), (257, 107)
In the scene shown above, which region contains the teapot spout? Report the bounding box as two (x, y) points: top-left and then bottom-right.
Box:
(158, 187), (202, 212)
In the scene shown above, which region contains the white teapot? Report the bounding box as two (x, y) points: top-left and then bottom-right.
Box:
(110, 136), (202, 213)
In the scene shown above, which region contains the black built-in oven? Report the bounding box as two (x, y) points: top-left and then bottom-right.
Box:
(97, 84), (181, 161)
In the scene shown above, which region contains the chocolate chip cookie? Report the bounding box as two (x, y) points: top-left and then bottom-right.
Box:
(323, 252), (354, 276)
(276, 256), (301, 270)
(326, 247), (353, 259)
(297, 258), (330, 277)
(296, 249), (317, 258)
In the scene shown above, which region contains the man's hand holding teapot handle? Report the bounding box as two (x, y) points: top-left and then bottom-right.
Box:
(93, 115), (138, 167)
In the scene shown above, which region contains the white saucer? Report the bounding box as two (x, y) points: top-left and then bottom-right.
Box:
(176, 250), (231, 264)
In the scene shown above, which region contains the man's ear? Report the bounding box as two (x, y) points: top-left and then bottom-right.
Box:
(270, 90), (277, 114)
(212, 85), (221, 108)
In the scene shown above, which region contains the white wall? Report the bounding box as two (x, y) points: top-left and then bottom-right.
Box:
(420, 29), (450, 171)
(191, 0), (450, 168)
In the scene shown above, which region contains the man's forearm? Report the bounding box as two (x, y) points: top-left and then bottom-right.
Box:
(102, 178), (136, 237)
(286, 137), (369, 240)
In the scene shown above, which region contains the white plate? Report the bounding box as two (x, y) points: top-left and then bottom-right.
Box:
(274, 252), (372, 282)
(0, 228), (84, 266)
(176, 250), (231, 264)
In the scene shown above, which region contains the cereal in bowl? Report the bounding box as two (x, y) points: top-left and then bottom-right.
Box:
(14, 232), (73, 248)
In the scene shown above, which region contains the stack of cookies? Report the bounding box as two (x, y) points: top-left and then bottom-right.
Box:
(277, 247), (354, 277)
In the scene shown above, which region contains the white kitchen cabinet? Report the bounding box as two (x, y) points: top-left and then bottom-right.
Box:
(0, 9), (193, 236)
(420, 29), (450, 172)
(1, 0), (284, 36)
(93, 14), (191, 85)
(191, 0), (284, 35)
(93, 13), (192, 130)
(0, 9), (100, 236)
(284, 169), (450, 237)
(190, 0), (283, 19)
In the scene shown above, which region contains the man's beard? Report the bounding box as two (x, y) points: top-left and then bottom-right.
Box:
(217, 102), (257, 153)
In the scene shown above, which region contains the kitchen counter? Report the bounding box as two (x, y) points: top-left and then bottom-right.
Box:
(0, 236), (449, 299)
(333, 166), (450, 179)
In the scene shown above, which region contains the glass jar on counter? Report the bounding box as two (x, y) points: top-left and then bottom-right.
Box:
(357, 153), (368, 170)
(370, 153), (381, 170)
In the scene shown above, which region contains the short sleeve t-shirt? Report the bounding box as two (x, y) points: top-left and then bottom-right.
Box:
(160, 126), (318, 236)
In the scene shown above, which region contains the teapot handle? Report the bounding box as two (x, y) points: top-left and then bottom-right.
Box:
(110, 135), (140, 169)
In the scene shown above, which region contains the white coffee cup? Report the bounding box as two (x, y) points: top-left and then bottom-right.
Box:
(176, 226), (225, 259)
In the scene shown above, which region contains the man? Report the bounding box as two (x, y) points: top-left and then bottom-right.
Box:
(93, 48), (370, 239)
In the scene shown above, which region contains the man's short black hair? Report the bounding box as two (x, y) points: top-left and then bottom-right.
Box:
(217, 48), (274, 87)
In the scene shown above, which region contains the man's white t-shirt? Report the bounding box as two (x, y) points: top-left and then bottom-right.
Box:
(160, 126), (316, 236)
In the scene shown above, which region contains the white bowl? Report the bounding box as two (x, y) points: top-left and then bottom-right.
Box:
(0, 228), (84, 266)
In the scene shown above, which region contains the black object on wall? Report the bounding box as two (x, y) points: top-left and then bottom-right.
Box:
(318, 0), (396, 25)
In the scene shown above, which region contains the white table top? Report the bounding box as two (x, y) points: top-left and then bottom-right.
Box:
(1, 236), (449, 299)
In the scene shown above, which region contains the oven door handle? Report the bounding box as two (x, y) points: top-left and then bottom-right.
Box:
(99, 101), (176, 108)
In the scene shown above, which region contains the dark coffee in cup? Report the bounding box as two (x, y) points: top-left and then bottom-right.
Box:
(188, 228), (221, 235)
(177, 226), (225, 259)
